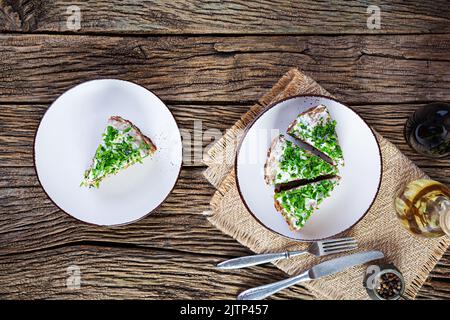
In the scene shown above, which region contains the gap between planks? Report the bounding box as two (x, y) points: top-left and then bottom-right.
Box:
(3, 31), (450, 38)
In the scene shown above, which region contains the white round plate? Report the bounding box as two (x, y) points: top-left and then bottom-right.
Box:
(236, 95), (382, 241)
(34, 79), (182, 226)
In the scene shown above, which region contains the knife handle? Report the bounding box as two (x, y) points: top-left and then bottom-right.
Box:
(217, 251), (307, 269)
(237, 271), (311, 300)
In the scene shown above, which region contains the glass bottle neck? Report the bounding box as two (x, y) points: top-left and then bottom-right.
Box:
(437, 197), (450, 236)
(440, 208), (450, 237)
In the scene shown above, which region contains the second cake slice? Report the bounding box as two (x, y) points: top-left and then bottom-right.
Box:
(287, 105), (344, 166)
(264, 134), (337, 187)
(274, 177), (340, 230)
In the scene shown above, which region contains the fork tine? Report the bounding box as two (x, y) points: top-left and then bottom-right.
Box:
(323, 243), (358, 253)
(324, 243), (358, 250)
(322, 239), (358, 249)
(322, 247), (358, 256)
(321, 237), (355, 245)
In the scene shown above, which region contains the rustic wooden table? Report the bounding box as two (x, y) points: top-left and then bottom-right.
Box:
(1, 1), (449, 299)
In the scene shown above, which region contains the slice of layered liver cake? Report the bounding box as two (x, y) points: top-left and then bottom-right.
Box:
(274, 177), (340, 230)
(264, 134), (337, 188)
(287, 105), (344, 166)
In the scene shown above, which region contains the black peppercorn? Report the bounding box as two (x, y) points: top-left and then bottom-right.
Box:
(376, 272), (403, 299)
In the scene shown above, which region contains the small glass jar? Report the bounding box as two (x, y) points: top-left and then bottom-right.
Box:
(404, 102), (450, 158)
(395, 179), (450, 238)
(363, 264), (405, 300)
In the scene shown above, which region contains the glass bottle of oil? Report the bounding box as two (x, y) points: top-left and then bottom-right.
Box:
(395, 179), (450, 238)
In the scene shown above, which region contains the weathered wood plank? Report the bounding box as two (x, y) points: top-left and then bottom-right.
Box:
(0, 167), (259, 257)
(1, 102), (450, 260)
(2, 103), (450, 182)
(0, 244), (313, 299)
(1, 34), (450, 104)
(0, 104), (244, 167)
(0, 244), (448, 299)
(417, 250), (450, 299)
(1, 0), (449, 35)
(1, 160), (449, 258)
(1, 0), (448, 302)
(354, 104), (450, 185)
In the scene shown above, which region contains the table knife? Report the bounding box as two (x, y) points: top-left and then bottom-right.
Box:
(237, 250), (384, 300)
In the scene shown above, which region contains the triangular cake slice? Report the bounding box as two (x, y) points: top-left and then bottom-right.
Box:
(264, 135), (337, 187)
(274, 177), (340, 230)
(287, 105), (344, 166)
(81, 116), (157, 188)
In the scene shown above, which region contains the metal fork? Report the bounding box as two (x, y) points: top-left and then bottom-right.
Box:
(216, 237), (358, 270)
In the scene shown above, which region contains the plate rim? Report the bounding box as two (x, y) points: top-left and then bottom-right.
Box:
(33, 79), (183, 227)
(234, 94), (383, 242)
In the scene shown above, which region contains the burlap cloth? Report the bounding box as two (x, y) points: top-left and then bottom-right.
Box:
(203, 68), (450, 300)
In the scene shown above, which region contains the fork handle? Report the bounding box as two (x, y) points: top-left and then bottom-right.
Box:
(237, 270), (311, 300)
(216, 250), (307, 269)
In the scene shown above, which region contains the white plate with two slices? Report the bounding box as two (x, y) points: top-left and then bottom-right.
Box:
(34, 79), (183, 226)
(235, 95), (382, 241)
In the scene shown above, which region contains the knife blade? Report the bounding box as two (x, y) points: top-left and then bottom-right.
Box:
(237, 250), (384, 300)
(308, 250), (385, 279)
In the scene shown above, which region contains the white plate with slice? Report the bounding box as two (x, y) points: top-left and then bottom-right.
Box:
(235, 95), (382, 241)
(34, 79), (183, 226)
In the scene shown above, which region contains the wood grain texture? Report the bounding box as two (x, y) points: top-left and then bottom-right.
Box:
(0, 193), (448, 300)
(0, 167), (255, 257)
(0, 104), (244, 167)
(1, 102), (450, 300)
(0, 244), (447, 299)
(1, 103), (450, 299)
(0, 244), (313, 299)
(2, 103), (450, 179)
(0, 0), (449, 35)
(1, 2), (449, 299)
(1, 34), (450, 104)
